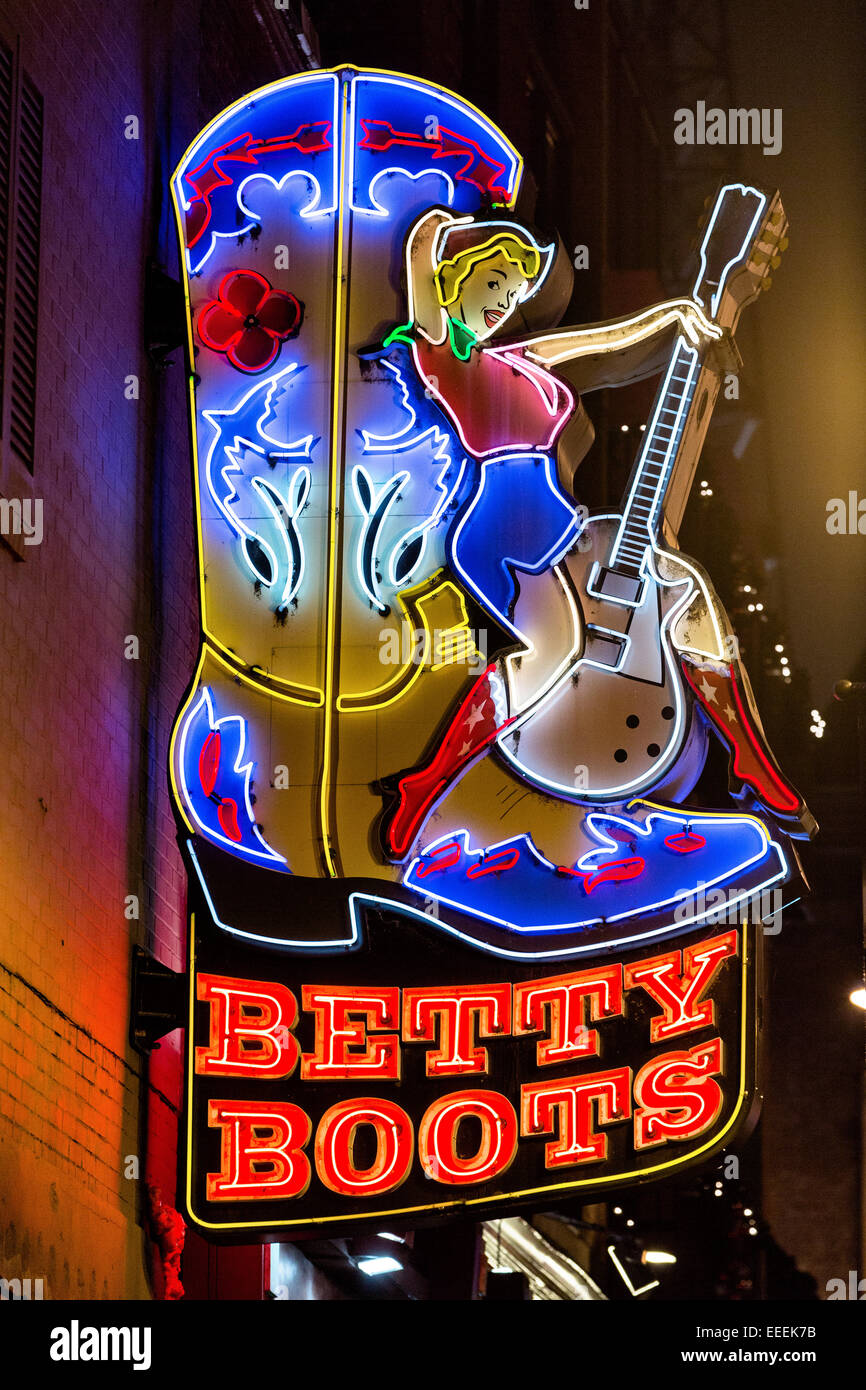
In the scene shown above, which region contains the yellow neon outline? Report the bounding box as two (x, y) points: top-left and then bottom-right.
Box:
(633, 796), (775, 834)
(317, 82), (351, 878)
(169, 175), (324, 710)
(435, 233), (539, 309)
(183, 920), (753, 1232)
(209, 632), (323, 706)
(337, 574), (480, 712)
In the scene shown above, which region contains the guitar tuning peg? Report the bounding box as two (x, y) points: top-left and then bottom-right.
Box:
(760, 276), (773, 291)
(770, 254), (782, 269)
(779, 236), (789, 252)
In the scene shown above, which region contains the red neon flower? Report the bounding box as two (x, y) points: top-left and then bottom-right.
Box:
(198, 270), (302, 372)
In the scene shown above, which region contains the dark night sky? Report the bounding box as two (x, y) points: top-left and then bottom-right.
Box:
(726, 0), (866, 706)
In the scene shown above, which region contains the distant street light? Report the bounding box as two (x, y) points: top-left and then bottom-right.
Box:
(358, 1255), (403, 1276)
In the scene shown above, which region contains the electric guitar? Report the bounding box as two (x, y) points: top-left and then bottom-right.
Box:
(499, 181), (788, 802)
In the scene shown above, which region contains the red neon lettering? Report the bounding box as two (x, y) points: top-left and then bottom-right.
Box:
(514, 965), (623, 1065)
(205, 1100), (311, 1201)
(520, 1068), (631, 1168)
(402, 984), (511, 1076)
(623, 930), (738, 1042)
(315, 1098), (414, 1197)
(195, 973), (299, 1078)
(633, 1038), (724, 1149)
(300, 987), (400, 1080)
(418, 1090), (518, 1186)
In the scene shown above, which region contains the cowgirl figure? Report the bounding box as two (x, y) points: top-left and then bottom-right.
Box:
(379, 208), (811, 859)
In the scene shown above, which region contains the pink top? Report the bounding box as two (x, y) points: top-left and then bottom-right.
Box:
(412, 336), (575, 458)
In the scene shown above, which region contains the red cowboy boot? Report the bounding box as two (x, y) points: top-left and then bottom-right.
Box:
(681, 657), (816, 838)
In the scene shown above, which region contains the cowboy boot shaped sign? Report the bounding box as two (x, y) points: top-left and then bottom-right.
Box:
(170, 68), (812, 1238)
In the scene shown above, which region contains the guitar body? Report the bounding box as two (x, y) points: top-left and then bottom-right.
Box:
(500, 515), (704, 801)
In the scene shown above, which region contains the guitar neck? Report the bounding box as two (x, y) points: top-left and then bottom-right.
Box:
(609, 336), (702, 574)
(604, 181), (783, 581)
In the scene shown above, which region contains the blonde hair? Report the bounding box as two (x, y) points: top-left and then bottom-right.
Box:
(434, 231), (542, 309)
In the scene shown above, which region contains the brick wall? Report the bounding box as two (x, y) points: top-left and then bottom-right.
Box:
(0, 0), (202, 1299)
(0, 0), (317, 1302)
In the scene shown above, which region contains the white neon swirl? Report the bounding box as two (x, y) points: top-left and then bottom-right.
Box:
(188, 175), (327, 275)
(201, 364), (315, 607)
(571, 808), (784, 925)
(250, 466), (311, 607)
(172, 71), (340, 272)
(357, 355), (468, 587)
(358, 357), (453, 455)
(351, 464), (411, 613)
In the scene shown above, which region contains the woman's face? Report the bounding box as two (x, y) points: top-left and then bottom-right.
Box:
(453, 252), (527, 340)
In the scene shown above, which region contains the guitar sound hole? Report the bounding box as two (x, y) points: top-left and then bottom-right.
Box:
(662, 706), (675, 720)
(626, 714), (640, 728)
(647, 743), (660, 757)
(614, 749), (628, 763)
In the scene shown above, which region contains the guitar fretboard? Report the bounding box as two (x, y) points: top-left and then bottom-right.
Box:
(609, 338), (701, 575)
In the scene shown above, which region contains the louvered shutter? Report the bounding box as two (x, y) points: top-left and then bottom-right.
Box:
(9, 73), (42, 470)
(0, 41), (13, 427)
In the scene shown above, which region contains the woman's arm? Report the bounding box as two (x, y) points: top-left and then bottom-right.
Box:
(405, 208), (454, 343)
(521, 299), (723, 393)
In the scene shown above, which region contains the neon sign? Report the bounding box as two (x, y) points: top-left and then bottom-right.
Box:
(169, 68), (811, 1237)
(186, 933), (746, 1227)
